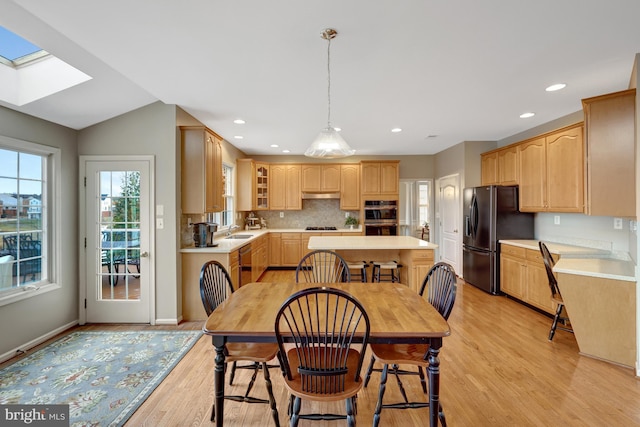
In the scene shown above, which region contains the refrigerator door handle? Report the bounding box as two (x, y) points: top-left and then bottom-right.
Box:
(470, 193), (478, 238)
(465, 215), (470, 237)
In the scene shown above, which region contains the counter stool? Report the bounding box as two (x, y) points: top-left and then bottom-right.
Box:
(346, 260), (369, 283)
(371, 261), (403, 283)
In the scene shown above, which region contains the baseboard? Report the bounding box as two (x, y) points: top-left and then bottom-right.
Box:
(155, 318), (180, 325)
(0, 320), (78, 364)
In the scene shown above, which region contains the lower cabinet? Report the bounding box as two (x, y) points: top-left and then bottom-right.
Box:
(399, 249), (434, 293)
(500, 243), (554, 314)
(280, 233), (302, 267)
(251, 234), (268, 282)
(269, 233), (282, 266)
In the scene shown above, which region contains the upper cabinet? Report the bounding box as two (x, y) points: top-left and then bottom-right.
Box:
(361, 161), (399, 197)
(237, 159), (269, 211)
(301, 164), (341, 192)
(180, 126), (223, 213)
(340, 164), (360, 210)
(519, 124), (584, 213)
(270, 164), (302, 210)
(481, 146), (519, 186)
(582, 89), (636, 217)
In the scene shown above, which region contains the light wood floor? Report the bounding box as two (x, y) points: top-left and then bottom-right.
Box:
(5, 269), (640, 426)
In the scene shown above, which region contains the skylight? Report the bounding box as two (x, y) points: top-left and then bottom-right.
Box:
(0, 26), (42, 62)
(0, 26), (92, 107)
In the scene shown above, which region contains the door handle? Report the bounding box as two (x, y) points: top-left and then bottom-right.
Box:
(140, 251), (149, 257)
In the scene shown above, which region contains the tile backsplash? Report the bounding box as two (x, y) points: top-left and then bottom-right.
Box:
(180, 199), (360, 246)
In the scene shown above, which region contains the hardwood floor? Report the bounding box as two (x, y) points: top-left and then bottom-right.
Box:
(5, 269), (639, 426)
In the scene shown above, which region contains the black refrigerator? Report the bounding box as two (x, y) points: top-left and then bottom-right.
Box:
(462, 185), (534, 295)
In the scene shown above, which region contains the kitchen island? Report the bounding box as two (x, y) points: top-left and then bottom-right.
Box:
(308, 235), (438, 292)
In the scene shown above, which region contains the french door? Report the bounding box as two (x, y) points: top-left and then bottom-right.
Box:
(80, 156), (154, 323)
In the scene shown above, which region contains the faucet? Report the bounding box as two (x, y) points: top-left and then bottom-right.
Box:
(226, 224), (241, 236)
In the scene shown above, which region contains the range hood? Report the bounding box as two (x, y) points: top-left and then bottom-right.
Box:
(301, 192), (341, 200)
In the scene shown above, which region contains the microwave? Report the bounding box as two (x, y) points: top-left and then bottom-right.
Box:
(364, 200), (398, 221)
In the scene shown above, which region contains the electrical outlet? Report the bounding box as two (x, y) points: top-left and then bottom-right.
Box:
(614, 218), (623, 230)
(345, 212), (349, 218)
(554, 215), (560, 225)
(279, 212), (284, 218)
(156, 218), (164, 229)
(630, 220), (637, 232)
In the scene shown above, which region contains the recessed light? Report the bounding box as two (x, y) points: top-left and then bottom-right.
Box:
(334, 127), (341, 132)
(234, 135), (244, 139)
(270, 144), (279, 148)
(282, 149), (290, 153)
(233, 119), (245, 124)
(520, 112), (535, 119)
(545, 83), (566, 92)
(391, 128), (402, 133)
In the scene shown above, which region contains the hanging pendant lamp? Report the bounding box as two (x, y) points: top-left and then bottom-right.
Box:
(305, 28), (355, 159)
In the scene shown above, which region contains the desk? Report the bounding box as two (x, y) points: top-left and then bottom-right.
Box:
(203, 282), (451, 426)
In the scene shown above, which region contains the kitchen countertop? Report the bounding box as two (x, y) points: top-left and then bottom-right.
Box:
(308, 235), (438, 250)
(500, 239), (635, 282)
(180, 227), (364, 253)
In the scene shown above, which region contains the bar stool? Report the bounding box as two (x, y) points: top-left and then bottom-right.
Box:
(371, 261), (403, 283)
(346, 260), (369, 283)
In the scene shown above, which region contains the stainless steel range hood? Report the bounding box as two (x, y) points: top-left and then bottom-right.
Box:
(301, 192), (341, 199)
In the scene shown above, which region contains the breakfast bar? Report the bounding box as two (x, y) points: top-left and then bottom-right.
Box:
(308, 235), (438, 292)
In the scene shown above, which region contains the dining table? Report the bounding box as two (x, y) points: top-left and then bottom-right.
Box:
(203, 281), (451, 427)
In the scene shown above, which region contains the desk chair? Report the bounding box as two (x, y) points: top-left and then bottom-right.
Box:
(364, 262), (457, 427)
(296, 250), (351, 283)
(539, 242), (573, 341)
(275, 287), (370, 426)
(200, 260), (279, 425)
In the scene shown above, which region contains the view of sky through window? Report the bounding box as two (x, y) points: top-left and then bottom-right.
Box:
(0, 26), (42, 61)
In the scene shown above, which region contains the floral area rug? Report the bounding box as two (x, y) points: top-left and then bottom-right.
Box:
(0, 330), (202, 426)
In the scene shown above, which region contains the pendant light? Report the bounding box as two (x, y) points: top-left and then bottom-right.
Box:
(305, 28), (355, 159)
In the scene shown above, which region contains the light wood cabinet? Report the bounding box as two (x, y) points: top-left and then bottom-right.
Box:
(399, 249), (434, 294)
(270, 164), (302, 210)
(340, 164), (360, 210)
(498, 145), (518, 185)
(269, 233), (282, 266)
(481, 146), (519, 186)
(237, 160), (269, 211)
(281, 232), (302, 266)
(481, 151), (499, 185)
(519, 124), (584, 213)
(301, 164), (341, 192)
(251, 234), (268, 282)
(582, 88), (636, 217)
(180, 126), (223, 213)
(361, 161), (399, 197)
(229, 249), (239, 289)
(500, 243), (554, 314)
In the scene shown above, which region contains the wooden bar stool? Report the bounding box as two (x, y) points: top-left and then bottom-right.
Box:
(346, 260), (369, 283)
(371, 261), (402, 283)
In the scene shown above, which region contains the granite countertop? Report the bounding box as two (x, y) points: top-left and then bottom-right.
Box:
(500, 239), (635, 282)
(180, 226), (364, 253)
(308, 235), (438, 250)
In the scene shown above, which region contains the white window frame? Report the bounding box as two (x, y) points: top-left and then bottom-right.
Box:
(211, 162), (234, 230)
(0, 135), (61, 306)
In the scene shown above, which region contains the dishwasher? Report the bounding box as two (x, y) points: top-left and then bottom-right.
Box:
(239, 243), (252, 287)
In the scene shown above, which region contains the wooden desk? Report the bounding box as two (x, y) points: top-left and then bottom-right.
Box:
(203, 282), (451, 427)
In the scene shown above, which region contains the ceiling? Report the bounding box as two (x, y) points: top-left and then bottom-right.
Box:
(1, 1), (639, 156)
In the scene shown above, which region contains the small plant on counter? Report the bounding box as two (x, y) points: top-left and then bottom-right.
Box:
(345, 215), (358, 228)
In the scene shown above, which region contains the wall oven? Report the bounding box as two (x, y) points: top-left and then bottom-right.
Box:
(364, 200), (398, 235)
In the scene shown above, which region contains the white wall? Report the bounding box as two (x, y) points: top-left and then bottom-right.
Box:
(0, 106), (79, 358)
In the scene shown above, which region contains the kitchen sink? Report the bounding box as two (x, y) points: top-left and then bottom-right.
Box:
(225, 234), (254, 239)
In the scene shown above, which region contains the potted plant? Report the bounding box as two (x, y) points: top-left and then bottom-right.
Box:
(345, 215), (358, 230)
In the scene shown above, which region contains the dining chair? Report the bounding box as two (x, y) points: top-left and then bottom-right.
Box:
(295, 250), (351, 283)
(275, 286), (370, 426)
(199, 260), (280, 426)
(363, 262), (457, 427)
(539, 241), (573, 340)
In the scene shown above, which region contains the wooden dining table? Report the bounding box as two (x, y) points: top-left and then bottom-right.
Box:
(203, 281), (451, 427)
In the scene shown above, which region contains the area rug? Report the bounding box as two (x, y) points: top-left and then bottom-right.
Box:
(0, 330), (202, 426)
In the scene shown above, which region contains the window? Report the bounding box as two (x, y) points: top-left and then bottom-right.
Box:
(417, 180), (431, 227)
(0, 136), (60, 303)
(212, 163), (234, 229)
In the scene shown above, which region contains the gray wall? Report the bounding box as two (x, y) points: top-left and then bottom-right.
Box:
(78, 102), (180, 323)
(0, 106), (78, 358)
